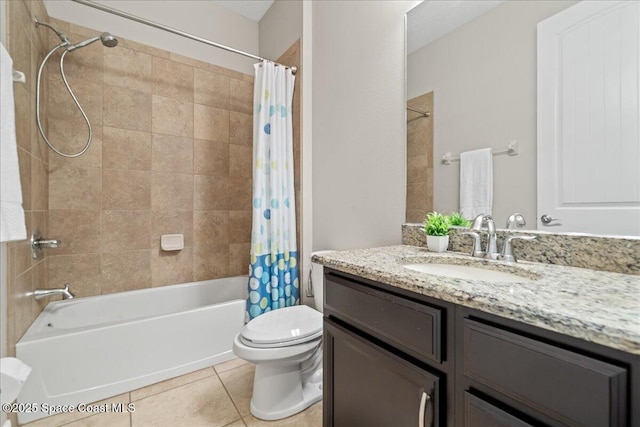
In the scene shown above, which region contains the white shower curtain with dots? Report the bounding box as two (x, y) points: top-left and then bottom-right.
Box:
(246, 61), (298, 321)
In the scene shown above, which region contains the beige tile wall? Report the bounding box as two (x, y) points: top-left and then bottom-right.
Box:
(406, 92), (434, 223)
(4, 4), (51, 427)
(276, 40), (302, 267)
(5, 0), (51, 350)
(43, 17), (251, 294)
(45, 19), (302, 297)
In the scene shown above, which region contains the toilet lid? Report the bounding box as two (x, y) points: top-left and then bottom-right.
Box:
(241, 305), (322, 345)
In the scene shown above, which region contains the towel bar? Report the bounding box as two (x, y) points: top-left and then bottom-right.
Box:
(442, 140), (518, 165)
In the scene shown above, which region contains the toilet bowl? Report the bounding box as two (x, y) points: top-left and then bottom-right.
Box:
(232, 251), (331, 420)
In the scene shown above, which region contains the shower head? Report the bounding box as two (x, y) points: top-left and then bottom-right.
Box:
(67, 32), (119, 51)
(100, 33), (119, 48)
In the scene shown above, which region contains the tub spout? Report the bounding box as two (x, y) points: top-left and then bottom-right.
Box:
(34, 284), (74, 300)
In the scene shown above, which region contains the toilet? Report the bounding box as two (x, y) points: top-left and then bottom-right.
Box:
(232, 251), (330, 420)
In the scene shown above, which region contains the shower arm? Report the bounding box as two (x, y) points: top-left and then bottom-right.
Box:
(34, 17), (71, 46)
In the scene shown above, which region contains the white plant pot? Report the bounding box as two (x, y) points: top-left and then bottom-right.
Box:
(426, 235), (449, 253)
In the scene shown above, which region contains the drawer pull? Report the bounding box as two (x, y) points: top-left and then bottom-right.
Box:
(419, 391), (431, 427)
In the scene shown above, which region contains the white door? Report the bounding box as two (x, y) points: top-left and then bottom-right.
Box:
(537, 0), (640, 236)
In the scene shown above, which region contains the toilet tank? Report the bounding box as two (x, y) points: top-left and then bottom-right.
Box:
(310, 251), (333, 313)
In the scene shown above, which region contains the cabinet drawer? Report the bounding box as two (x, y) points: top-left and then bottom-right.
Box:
(464, 392), (533, 427)
(463, 319), (627, 427)
(325, 273), (442, 363)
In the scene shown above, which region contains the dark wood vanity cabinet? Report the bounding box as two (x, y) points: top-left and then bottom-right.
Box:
(456, 309), (636, 427)
(323, 270), (456, 427)
(323, 269), (639, 427)
(324, 320), (440, 427)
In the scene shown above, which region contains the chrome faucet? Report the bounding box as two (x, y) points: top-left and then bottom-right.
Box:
(506, 213), (526, 229)
(30, 228), (61, 260)
(468, 214), (499, 260)
(500, 213), (536, 262)
(34, 283), (74, 300)
(499, 234), (536, 263)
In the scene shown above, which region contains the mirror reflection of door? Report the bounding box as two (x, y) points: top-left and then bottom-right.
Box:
(537, 0), (640, 236)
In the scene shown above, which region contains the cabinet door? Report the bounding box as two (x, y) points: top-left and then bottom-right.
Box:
(464, 393), (534, 427)
(463, 319), (627, 426)
(324, 319), (441, 427)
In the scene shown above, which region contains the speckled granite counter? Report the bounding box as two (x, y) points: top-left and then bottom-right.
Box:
(312, 245), (640, 355)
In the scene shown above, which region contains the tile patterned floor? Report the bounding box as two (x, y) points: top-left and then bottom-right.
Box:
(22, 358), (322, 427)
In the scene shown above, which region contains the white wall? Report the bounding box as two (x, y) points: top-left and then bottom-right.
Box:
(407, 0), (575, 226)
(312, 0), (420, 251)
(259, 0), (302, 60)
(44, 0), (259, 74)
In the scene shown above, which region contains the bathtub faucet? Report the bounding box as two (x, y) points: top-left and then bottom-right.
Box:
(34, 284), (75, 300)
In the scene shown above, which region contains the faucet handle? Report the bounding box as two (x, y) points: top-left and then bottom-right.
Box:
(470, 214), (495, 232)
(30, 228), (61, 260)
(460, 231), (485, 258)
(506, 213), (526, 229)
(470, 214), (486, 231)
(500, 235), (536, 263)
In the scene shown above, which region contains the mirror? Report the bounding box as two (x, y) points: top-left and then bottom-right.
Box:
(406, 0), (640, 237)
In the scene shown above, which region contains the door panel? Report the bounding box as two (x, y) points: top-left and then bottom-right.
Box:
(537, 0), (640, 235)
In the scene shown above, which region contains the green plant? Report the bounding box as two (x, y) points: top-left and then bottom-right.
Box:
(447, 212), (471, 227)
(423, 212), (450, 236)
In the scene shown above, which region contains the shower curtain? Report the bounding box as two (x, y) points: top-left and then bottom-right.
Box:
(246, 61), (298, 321)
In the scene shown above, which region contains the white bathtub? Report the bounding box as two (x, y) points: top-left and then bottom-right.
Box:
(16, 276), (247, 424)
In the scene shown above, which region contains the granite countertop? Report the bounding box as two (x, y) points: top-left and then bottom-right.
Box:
(312, 245), (640, 355)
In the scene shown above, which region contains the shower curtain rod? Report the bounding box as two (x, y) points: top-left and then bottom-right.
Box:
(406, 106), (430, 117)
(71, 0), (298, 75)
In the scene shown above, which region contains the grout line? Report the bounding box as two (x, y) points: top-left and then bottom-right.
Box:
(129, 367), (216, 403)
(216, 366), (245, 421)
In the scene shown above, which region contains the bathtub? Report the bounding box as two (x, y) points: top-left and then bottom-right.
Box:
(16, 276), (248, 424)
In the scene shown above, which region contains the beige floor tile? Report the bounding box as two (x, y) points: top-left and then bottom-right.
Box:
(131, 376), (240, 427)
(218, 364), (255, 417)
(63, 411), (130, 427)
(131, 367), (215, 402)
(224, 420), (247, 427)
(243, 402), (322, 427)
(23, 394), (129, 427)
(214, 357), (250, 374)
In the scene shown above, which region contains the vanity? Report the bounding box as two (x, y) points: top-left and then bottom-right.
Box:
(314, 245), (640, 427)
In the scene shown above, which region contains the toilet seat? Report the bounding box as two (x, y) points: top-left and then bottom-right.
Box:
(240, 330), (322, 348)
(240, 305), (322, 348)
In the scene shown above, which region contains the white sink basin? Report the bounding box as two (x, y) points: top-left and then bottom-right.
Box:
(404, 263), (534, 283)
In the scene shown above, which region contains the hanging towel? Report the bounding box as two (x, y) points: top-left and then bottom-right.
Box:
(459, 148), (493, 220)
(0, 43), (27, 243)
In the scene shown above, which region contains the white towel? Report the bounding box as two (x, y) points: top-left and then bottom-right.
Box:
(0, 43), (27, 243)
(459, 148), (493, 220)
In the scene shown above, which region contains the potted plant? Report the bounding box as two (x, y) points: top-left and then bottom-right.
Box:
(423, 212), (450, 252)
(447, 212), (471, 227)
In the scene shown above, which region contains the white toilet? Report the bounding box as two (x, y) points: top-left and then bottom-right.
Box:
(232, 251), (330, 420)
